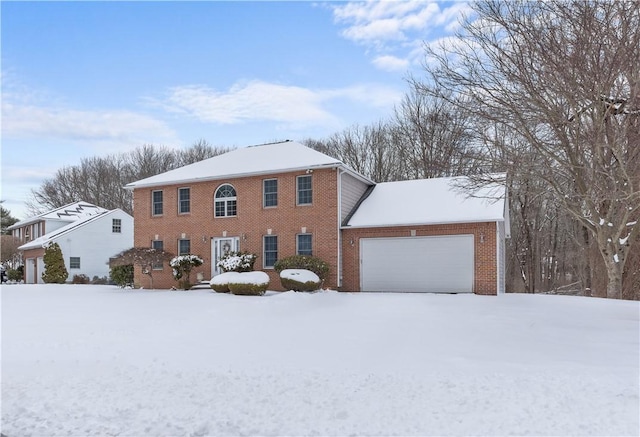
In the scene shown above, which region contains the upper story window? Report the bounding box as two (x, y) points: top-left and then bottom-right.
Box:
(152, 190), (163, 216)
(297, 234), (313, 256)
(112, 218), (122, 233)
(215, 184), (237, 217)
(178, 187), (190, 214)
(263, 179), (278, 208)
(297, 175), (312, 205)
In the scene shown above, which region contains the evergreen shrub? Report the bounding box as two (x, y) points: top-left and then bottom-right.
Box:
(279, 269), (321, 292)
(274, 255), (329, 281)
(42, 242), (68, 283)
(110, 264), (134, 288)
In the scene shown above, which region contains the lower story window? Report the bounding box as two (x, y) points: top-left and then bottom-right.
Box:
(69, 257), (81, 269)
(297, 234), (312, 256)
(152, 240), (164, 270)
(263, 235), (278, 268)
(178, 239), (191, 256)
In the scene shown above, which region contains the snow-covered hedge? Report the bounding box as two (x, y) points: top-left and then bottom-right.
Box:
(209, 271), (242, 293)
(273, 255), (329, 281)
(228, 271), (270, 296)
(279, 269), (321, 292)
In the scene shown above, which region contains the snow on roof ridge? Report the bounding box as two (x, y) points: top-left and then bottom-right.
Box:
(125, 140), (370, 189)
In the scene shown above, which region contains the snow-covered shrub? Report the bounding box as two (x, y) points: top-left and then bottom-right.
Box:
(217, 251), (257, 273)
(209, 271), (241, 293)
(170, 254), (204, 290)
(42, 242), (68, 284)
(279, 269), (321, 292)
(274, 255), (329, 281)
(228, 271), (270, 296)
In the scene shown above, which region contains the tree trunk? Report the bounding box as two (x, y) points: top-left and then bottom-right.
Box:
(605, 264), (623, 299)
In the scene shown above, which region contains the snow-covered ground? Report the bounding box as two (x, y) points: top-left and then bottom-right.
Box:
(2, 284), (638, 436)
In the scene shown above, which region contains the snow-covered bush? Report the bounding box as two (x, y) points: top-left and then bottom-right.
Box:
(274, 255), (329, 281)
(228, 271), (270, 296)
(216, 251), (257, 273)
(170, 254), (204, 290)
(209, 271), (241, 293)
(279, 269), (321, 292)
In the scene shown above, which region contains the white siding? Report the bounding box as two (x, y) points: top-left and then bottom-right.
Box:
(53, 210), (133, 280)
(340, 172), (371, 223)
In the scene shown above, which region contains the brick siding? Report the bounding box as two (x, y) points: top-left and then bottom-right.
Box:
(132, 168), (340, 290)
(341, 222), (499, 295)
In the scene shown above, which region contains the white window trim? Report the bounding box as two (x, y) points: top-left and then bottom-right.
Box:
(263, 235), (278, 269)
(178, 187), (191, 215)
(214, 184), (238, 217)
(263, 178), (278, 208)
(296, 174), (313, 206)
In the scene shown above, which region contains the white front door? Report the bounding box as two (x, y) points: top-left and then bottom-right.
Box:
(212, 237), (240, 275)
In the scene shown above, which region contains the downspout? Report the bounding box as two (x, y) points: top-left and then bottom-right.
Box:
(337, 168), (342, 288)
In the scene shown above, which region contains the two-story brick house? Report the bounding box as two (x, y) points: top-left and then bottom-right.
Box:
(125, 140), (509, 294)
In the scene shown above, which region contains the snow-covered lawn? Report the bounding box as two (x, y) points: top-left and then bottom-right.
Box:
(2, 284), (638, 436)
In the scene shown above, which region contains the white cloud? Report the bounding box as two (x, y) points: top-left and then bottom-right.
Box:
(372, 55), (411, 72)
(330, 1), (471, 72)
(3, 102), (178, 147)
(158, 80), (403, 127)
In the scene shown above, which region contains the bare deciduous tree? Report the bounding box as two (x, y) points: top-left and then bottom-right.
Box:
(27, 141), (232, 216)
(109, 247), (174, 289)
(420, 0), (640, 298)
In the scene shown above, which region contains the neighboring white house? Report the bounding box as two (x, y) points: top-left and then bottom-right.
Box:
(8, 202), (133, 283)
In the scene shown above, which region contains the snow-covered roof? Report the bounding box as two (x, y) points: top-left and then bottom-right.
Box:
(345, 175), (507, 228)
(125, 140), (371, 189)
(18, 209), (127, 251)
(8, 202), (107, 230)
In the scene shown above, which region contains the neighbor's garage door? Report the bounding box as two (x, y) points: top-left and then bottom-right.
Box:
(360, 235), (474, 293)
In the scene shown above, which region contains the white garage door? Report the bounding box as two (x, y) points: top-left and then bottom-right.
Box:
(360, 235), (474, 293)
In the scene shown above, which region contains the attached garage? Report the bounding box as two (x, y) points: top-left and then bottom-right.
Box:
(360, 235), (474, 293)
(341, 175), (509, 295)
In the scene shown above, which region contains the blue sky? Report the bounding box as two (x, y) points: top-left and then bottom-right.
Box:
(2, 1), (469, 219)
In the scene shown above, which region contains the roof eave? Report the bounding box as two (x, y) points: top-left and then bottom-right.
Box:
(342, 217), (505, 230)
(125, 162), (359, 190)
